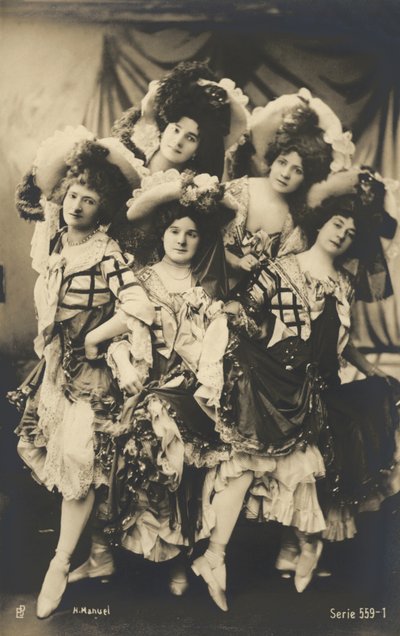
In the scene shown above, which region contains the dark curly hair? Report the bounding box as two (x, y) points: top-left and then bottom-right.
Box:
(266, 106), (332, 182)
(229, 105), (334, 219)
(300, 172), (394, 263)
(300, 195), (361, 260)
(155, 62), (230, 179)
(51, 140), (131, 225)
(111, 62), (231, 179)
(156, 202), (207, 247)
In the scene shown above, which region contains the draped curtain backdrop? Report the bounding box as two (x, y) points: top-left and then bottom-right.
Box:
(1, 14), (399, 355)
(83, 25), (400, 351)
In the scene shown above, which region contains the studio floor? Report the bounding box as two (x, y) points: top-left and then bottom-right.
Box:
(1, 357), (400, 636)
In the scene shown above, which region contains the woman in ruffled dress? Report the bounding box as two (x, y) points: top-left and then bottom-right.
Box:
(109, 61), (248, 264)
(81, 193), (234, 597)
(16, 61), (248, 272)
(222, 89), (356, 289)
(191, 172), (400, 609)
(10, 139), (156, 619)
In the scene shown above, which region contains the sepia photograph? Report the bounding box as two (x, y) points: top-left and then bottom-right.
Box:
(0, 1), (399, 635)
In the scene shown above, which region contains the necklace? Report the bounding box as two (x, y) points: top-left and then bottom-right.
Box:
(160, 259), (192, 281)
(66, 227), (99, 247)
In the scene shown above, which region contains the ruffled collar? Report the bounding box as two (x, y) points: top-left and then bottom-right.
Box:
(136, 266), (209, 315)
(272, 255), (353, 354)
(50, 228), (114, 277)
(303, 270), (342, 299)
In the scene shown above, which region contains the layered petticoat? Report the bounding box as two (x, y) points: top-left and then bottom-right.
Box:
(14, 306), (126, 501)
(103, 366), (231, 561)
(202, 445), (327, 537)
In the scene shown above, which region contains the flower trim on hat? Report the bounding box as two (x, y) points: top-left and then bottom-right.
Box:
(179, 172), (224, 213)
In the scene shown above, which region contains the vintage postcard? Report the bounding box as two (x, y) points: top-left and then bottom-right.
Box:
(0, 2), (399, 635)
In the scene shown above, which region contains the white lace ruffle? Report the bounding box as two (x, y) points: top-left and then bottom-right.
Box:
(210, 446), (326, 534)
(127, 168), (182, 208)
(145, 396), (184, 491)
(130, 119), (161, 162)
(43, 399), (97, 500)
(60, 232), (111, 277)
(26, 336), (106, 500)
(126, 316), (153, 368)
(222, 177), (249, 247)
(36, 336), (66, 443)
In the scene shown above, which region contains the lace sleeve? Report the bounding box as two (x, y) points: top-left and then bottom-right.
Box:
(106, 316), (153, 387)
(222, 177), (248, 248)
(195, 304), (230, 407)
(130, 118), (161, 162)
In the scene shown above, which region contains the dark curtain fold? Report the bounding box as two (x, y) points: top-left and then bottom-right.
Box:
(82, 25), (400, 350)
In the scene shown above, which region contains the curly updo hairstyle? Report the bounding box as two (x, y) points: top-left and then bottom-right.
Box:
(51, 140), (132, 225)
(154, 62), (231, 179)
(266, 105), (332, 181)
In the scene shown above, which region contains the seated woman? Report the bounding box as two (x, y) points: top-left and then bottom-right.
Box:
(222, 89), (356, 287)
(191, 172), (400, 609)
(9, 139), (155, 619)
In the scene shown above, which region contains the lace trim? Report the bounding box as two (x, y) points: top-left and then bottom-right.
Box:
(126, 316), (153, 368)
(222, 177), (249, 247)
(130, 119), (161, 162)
(60, 232), (114, 277)
(127, 167), (182, 208)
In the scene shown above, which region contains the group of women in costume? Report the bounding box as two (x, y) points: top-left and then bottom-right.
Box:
(9, 61), (400, 618)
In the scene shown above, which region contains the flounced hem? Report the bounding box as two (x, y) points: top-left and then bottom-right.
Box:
(17, 437), (106, 501)
(214, 335), (326, 458)
(322, 505), (357, 542)
(210, 447), (326, 534)
(119, 492), (216, 563)
(122, 391), (230, 502)
(246, 481), (326, 535)
(17, 399), (109, 501)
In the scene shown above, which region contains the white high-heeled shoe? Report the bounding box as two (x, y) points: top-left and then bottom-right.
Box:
(36, 554), (70, 619)
(294, 539), (323, 593)
(192, 555), (228, 611)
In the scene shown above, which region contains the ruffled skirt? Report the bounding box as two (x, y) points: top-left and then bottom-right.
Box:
(14, 306), (125, 501)
(104, 366), (230, 561)
(203, 445), (327, 536)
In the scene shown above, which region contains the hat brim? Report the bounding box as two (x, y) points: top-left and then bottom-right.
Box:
(34, 126), (143, 198)
(34, 126), (96, 197)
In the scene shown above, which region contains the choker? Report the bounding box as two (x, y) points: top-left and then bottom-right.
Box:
(67, 227), (99, 247)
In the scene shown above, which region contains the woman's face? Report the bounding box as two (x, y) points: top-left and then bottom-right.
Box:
(160, 117), (200, 166)
(63, 182), (101, 231)
(269, 151), (305, 194)
(317, 214), (356, 257)
(163, 216), (200, 265)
